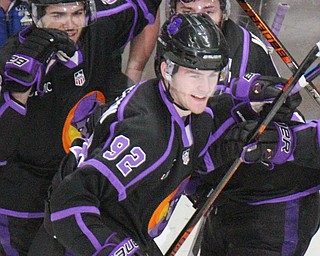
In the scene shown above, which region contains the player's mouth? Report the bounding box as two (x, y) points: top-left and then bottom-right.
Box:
(191, 95), (207, 101)
(65, 30), (78, 39)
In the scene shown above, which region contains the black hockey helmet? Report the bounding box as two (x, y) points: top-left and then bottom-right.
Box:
(30, 0), (97, 27)
(155, 13), (229, 78)
(168, 0), (231, 20)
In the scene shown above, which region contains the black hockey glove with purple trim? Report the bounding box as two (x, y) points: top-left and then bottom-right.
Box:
(223, 120), (295, 169)
(4, 28), (75, 94)
(231, 73), (302, 122)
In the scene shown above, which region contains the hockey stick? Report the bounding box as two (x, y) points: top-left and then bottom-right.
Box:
(235, 0), (320, 106)
(305, 63), (320, 83)
(265, 3), (289, 53)
(165, 42), (320, 256)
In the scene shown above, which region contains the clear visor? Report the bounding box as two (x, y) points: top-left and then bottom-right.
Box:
(31, 0), (96, 29)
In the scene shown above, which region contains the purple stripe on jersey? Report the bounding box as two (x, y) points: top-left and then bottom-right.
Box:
(239, 26), (250, 77)
(159, 81), (191, 147)
(75, 213), (101, 251)
(248, 186), (320, 205)
(102, 121), (118, 150)
(126, 119), (175, 187)
(204, 106), (214, 118)
(126, 0), (138, 46)
(0, 208), (44, 218)
(195, 107), (215, 158)
(18, 26), (32, 44)
(292, 120), (318, 133)
(0, 161), (7, 166)
(318, 119), (320, 145)
(281, 199), (299, 255)
(61, 49), (83, 68)
(82, 124), (175, 201)
(51, 206), (100, 221)
(135, 0), (154, 23)
(96, 1), (139, 48)
(96, 3), (132, 19)
(207, 117), (235, 146)
(0, 92), (26, 116)
(117, 82), (142, 121)
(203, 151), (215, 172)
(92, 233), (119, 256)
(0, 214), (19, 256)
(80, 159), (128, 201)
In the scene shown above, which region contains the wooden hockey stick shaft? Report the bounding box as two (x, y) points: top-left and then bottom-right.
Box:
(236, 0), (320, 106)
(165, 42), (320, 256)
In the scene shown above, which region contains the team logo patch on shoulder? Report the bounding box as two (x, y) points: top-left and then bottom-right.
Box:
(74, 69), (86, 86)
(182, 149), (190, 165)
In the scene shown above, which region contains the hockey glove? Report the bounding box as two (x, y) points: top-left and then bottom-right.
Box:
(231, 73), (302, 122)
(223, 120), (295, 169)
(4, 28), (75, 94)
(95, 233), (141, 256)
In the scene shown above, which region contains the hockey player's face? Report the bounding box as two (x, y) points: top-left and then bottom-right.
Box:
(170, 66), (219, 115)
(176, 0), (223, 27)
(41, 3), (85, 42)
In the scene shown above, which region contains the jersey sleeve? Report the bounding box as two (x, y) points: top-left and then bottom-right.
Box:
(196, 94), (237, 173)
(246, 32), (279, 76)
(0, 92), (27, 165)
(292, 119), (320, 169)
(94, 0), (161, 52)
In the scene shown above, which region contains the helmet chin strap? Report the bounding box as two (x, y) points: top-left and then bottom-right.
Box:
(163, 79), (189, 111)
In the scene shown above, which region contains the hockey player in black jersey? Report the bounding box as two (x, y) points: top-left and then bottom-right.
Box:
(168, 0), (320, 255)
(0, 0), (161, 254)
(42, 12), (316, 256)
(45, 13), (233, 256)
(168, 0), (278, 80)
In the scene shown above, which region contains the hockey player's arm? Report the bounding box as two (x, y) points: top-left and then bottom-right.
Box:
(50, 164), (141, 256)
(291, 120), (320, 169)
(3, 27), (75, 95)
(125, 8), (160, 83)
(229, 73), (302, 123)
(0, 92), (27, 165)
(247, 32), (279, 76)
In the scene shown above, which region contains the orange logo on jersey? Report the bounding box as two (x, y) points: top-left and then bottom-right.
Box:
(148, 177), (190, 237)
(62, 91), (105, 153)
